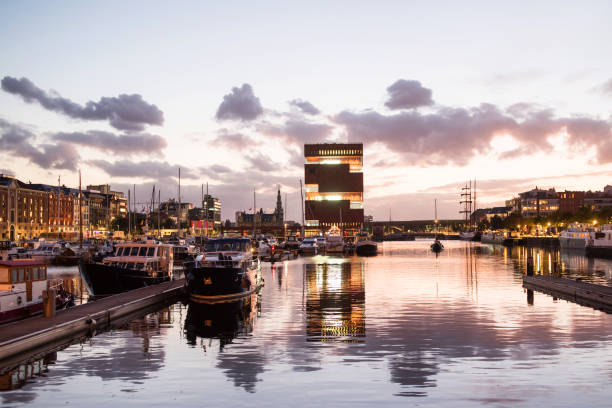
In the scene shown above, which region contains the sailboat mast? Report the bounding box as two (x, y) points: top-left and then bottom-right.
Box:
(79, 170), (83, 248)
(178, 168), (181, 239)
(128, 189), (131, 238)
(253, 188), (256, 238)
(158, 189), (161, 238)
(57, 175), (60, 241)
(299, 179), (305, 237)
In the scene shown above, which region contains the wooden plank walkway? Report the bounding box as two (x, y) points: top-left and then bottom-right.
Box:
(523, 275), (612, 313)
(0, 279), (185, 362)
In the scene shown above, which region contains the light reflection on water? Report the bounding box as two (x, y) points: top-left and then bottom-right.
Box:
(1, 241), (612, 407)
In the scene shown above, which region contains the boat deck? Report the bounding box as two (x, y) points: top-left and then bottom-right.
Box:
(0, 279), (185, 363)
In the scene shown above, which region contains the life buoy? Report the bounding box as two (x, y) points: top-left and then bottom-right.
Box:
(17, 296), (22, 305)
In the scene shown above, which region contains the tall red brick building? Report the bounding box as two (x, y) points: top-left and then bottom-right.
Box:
(304, 143), (364, 235)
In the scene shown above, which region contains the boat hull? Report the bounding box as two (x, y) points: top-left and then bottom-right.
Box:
(355, 243), (377, 256)
(585, 246), (612, 259)
(186, 264), (260, 303)
(79, 263), (170, 296)
(559, 237), (586, 250)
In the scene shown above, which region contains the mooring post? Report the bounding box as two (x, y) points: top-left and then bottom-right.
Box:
(42, 288), (56, 318)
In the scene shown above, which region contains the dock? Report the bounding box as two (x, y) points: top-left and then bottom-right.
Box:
(523, 275), (612, 313)
(0, 279), (185, 364)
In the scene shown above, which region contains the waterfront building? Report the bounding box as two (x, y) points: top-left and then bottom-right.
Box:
(202, 194), (222, 230)
(159, 199), (193, 221)
(87, 184), (128, 220)
(517, 188), (559, 218)
(584, 186), (612, 212)
(304, 143), (364, 235)
(0, 175), (50, 240)
(235, 186), (284, 228)
(472, 206), (513, 223)
(557, 190), (585, 214)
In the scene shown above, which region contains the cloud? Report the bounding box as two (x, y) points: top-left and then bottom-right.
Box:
(215, 83), (263, 121)
(597, 78), (612, 95)
(89, 159), (197, 180)
(52, 131), (167, 155)
(334, 104), (612, 166)
(385, 79), (434, 110)
(289, 99), (321, 115)
(244, 153), (280, 172)
(258, 119), (334, 146)
(210, 131), (254, 149)
(0, 119), (79, 170)
(1, 76), (164, 131)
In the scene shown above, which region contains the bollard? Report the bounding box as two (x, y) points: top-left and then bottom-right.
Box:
(42, 288), (56, 318)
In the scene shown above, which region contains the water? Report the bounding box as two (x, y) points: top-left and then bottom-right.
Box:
(2, 241), (612, 407)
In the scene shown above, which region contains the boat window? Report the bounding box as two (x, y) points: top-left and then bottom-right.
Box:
(205, 239), (249, 252)
(40, 268), (46, 280)
(138, 247), (147, 257)
(11, 268), (17, 282)
(147, 247), (155, 257)
(116, 247), (124, 256)
(18, 268), (24, 281)
(32, 268), (39, 280)
(130, 247), (139, 256)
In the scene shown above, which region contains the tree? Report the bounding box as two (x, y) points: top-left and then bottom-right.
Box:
(490, 215), (505, 230)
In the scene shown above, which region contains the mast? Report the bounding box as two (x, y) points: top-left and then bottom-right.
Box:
(473, 179), (477, 224)
(57, 175), (60, 241)
(201, 183), (204, 237)
(460, 181), (473, 228)
(128, 189), (131, 238)
(252, 188), (256, 238)
(158, 189), (161, 238)
(178, 168), (181, 238)
(434, 198), (438, 235)
(133, 183), (136, 236)
(299, 179), (305, 237)
(79, 170), (83, 248)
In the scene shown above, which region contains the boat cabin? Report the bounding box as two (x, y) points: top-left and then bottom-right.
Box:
(102, 243), (174, 274)
(0, 259), (48, 310)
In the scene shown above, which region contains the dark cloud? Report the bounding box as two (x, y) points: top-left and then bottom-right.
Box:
(210, 131), (254, 149)
(385, 79), (434, 110)
(335, 104), (612, 165)
(52, 131), (167, 155)
(1, 76), (164, 131)
(289, 99), (321, 115)
(88, 159), (197, 180)
(0, 119), (79, 170)
(215, 84), (263, 121)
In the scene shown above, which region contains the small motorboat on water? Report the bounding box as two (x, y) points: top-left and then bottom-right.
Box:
(79, 241), (174, 296)
(326, 227), (345, 254)
(431, 239), (444, 252)
(299, 237), (318, 255)
(355, 231), (377, 256)
(185, 237), (261, 303)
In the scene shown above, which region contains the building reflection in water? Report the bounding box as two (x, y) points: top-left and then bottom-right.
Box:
(305, 258), (365, 342)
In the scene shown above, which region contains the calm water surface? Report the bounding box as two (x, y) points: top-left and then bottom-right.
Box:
(2, 241), (611, 407)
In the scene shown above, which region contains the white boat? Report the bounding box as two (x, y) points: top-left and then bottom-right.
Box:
(326, 227), (345, 253)
(300, 237), (318, 255)
(459, 231), (476, 241)
(586, 226), (612, 258)
(256, 239), (272, 258)
(315, 236), (327, 253)
(29, 243), (63, 263)
(355, 231), (377, 256)
(559, 227), (590, 250)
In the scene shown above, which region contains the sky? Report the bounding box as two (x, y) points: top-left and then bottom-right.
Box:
(0, 0), (611, 221)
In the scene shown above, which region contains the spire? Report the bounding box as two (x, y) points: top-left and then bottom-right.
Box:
(275, 184), (284, 225)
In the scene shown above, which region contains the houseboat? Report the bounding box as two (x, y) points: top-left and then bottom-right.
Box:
(0, 259), (67, 324)
(79, 241), (174, 296)
(185, 237), (261, 302)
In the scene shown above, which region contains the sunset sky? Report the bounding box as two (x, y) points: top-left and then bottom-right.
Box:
(1, 1), (611, 221)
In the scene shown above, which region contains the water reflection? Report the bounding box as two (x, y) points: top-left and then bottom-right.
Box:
(305, 259), (365, 341)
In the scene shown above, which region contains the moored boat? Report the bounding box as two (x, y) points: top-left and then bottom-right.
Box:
(355, 231), (377, 256)
(299, 237), (318, 255)
(0, 259), (70, 324)
(559, 227), (590, 251)
(326, 227), (345, 254)
(79, 241), (174, 296)
(185, 237), (261, 303)
(431, 239), (444, 252)
(586, 227), (612, 258)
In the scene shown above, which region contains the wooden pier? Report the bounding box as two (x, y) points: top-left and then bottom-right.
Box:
(523, 275), (612, 313)
(0, 279), (185, 363)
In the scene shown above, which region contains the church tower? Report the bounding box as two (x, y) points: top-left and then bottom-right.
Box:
(275, 185), (284, 225)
